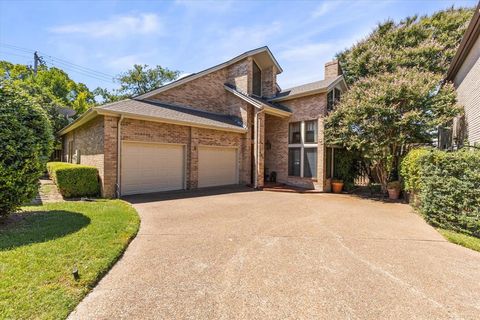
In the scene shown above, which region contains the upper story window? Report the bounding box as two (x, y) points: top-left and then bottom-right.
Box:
(289, 122), (301, 144)
(252, 61), (262, 96)
(327, 87), (342, 112)
(304, 120), (317, 143)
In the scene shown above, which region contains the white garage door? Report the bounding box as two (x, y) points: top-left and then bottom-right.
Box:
(198, 146), (238, 188)
(121, 142), (185, 195)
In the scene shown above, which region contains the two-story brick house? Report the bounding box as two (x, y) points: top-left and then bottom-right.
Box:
(59, 47), (347, 197)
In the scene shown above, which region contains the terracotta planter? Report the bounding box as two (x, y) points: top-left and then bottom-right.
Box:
(387, 188), (400, 200)
(332, 181), (344, 193)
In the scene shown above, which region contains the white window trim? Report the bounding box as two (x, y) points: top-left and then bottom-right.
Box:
(288, 120), (318, 178)
(328, 86), (341, 112)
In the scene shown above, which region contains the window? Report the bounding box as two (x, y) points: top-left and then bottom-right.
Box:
(327, 87), (342, 112)
(252, 61), (262, 96)
(289, 122), (301, 144)
(288, 120), (318, 178)
(288, 148), (301, 176)
(304, 120), (317, 143)
(303, 148), (317, 178)
(334, 88), (341, 105)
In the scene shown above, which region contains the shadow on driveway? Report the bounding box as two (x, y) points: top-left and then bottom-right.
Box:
(122, 185), (255, 204)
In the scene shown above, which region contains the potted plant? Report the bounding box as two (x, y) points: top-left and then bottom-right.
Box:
(331, 179), (344, 193)
(387, 181), (401, 200)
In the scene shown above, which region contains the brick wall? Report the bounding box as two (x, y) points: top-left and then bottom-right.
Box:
(103, 116), (119, 198)
(261, 65), (277, 98)
(113, 118), (247, 193)
(61, 116), (107, 193)
(265, 92), (328, 190)
(325, 60), (342, 79)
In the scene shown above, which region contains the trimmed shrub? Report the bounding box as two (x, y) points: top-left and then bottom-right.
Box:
(416, 150), (480, 237)
(400, 148), (431, 192)
(47, 162), (99, 198)
(0, 82), (53, 217)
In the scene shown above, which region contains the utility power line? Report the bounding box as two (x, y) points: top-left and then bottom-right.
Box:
(0, 42), (116, 84)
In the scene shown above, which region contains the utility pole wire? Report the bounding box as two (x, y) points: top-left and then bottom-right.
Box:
(0, 42), (116, 80)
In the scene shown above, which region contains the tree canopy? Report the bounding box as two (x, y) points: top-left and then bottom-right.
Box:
(325, 69), (460, 190)
(326, 7), (473, 190)
(0, 61), (95, 135)
(94, 64), (180, 103)
(337, 7), (474, 85)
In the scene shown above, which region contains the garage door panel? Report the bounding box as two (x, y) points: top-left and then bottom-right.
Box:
(121, 142), (185, 195)
(198, 147), (238, 188)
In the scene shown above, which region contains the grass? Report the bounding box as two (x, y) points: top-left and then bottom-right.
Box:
(0, 200), (140, 320)
(438, 229), (480, 253)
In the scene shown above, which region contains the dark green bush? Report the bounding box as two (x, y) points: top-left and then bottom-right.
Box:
(333, 148), (362, 190)
(47, 162), (99, 198)
(414, 150), (480, 237)
(0, 81), (53, 217)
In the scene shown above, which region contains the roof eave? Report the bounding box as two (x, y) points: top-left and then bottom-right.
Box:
(270, 76), (347, 102)
(136, 46), (283, 100)
(224, 85), (291, 118)
(58, 108), (100, 136)
(446, 4), (480, 81)
(96, 108), (247, 133)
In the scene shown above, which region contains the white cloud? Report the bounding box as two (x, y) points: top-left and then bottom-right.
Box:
(49, 13), (163, 38)
(279, 43), (335, 61)
(106, 54), (148, 71)
(311, 1), (343, 18)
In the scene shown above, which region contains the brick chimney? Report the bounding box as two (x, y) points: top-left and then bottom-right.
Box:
(324, 60), (342, 79)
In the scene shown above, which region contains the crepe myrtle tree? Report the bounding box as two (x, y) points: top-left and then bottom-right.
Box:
(324, 68), (460, 192)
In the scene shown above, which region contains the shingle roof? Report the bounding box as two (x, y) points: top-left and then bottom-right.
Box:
(224, 83), (292, 113)
(97, 99), (245, 131)
(136, 46), (283, 100)
(270, 75), (343, 101)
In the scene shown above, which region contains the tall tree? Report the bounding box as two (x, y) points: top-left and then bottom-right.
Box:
(326, 7), (473, 190)
(325, 69), (460, 191)
(337, 7), (474, 85)
(95, 64), (180, 103)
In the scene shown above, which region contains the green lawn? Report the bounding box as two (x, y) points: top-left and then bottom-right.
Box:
(438, 229), (480, 253)
(0, 200), (140, 320)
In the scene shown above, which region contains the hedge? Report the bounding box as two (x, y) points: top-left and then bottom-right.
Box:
(400, 149), (480, 237)
(47, 162), (100, 198)
(400, 148), (431, 193)
(0, 82), (53, 217)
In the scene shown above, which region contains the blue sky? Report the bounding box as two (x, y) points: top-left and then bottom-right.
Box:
(0, 0), (477, 91)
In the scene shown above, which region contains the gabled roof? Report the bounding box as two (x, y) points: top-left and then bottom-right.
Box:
(136, 46), (283, 100)
(224, 84), (292, 117)
(58, 99), (246, 135)
(269, 75), (347, 102)
(446, 3), (480, 81)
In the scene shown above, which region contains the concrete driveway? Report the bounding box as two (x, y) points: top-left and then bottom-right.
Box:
(69, 188), (480, 319)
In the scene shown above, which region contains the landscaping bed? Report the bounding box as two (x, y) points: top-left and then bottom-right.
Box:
(0, 200), (140, 319)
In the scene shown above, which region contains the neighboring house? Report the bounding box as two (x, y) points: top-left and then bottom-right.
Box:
(444, 2), (480, 147)
(59, 47), (347, 197)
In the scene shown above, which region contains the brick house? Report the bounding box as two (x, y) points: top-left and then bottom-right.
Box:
(442, 3), (480, 148)
(59, 47), (347, 197)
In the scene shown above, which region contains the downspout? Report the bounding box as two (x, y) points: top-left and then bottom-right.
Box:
(116, 115), (125, 198)
(253, 111), (258, 189)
